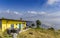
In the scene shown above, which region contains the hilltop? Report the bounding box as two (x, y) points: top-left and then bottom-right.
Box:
(17, 28), (60, 38)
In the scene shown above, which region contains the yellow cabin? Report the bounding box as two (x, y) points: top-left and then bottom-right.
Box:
(0, 18), (27, 33)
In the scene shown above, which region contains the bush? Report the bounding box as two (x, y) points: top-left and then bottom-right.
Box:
(29, 26), (32, 28)
(31, 23), (35, 28)
(48, 27), (55, 31)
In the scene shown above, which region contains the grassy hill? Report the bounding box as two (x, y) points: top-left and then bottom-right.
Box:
(0, 28), (60, 38)
(18, 28), (60, 38)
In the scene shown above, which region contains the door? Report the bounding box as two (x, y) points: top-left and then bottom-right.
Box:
(18, 23), (21, 30)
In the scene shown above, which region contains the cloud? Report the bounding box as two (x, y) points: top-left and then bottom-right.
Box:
(28, 11), (47, 15)
(47, 0), (60, 5)
(5, 9), (23, 15)
(14, 11), (23, 15)
(39, 11), (47, 15)
(42, 11), (60, 27)
(47, 0), (56, 5)
(44, 11), (60, 20)
(27, 11), (60, 22)
(47, 11), (60, 17)
(28, 11), (37, 14)
(14, 11), (19, 14)
(0, 9), (10, 13)
(0, 9), (23, 19)
(6, 9), (10, 13)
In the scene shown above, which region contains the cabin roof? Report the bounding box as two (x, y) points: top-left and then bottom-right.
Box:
(0, 18), (28, 22)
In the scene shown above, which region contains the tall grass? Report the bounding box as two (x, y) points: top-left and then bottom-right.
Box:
(0, 28), (60, 38)
(0, 29), (12, 38)
(18, 28), (60, 38)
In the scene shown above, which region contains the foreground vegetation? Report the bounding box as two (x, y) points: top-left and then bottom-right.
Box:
(0, 28), (60, 38)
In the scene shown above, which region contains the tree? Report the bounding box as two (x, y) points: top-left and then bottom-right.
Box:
(2, 17), (5, 19)
(36, 20), (41, 28)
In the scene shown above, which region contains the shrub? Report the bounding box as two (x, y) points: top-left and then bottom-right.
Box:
(48, 27), (55, 31)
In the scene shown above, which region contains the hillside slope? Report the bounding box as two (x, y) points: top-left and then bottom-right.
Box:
(18, 28), (60, 38)
(0, 28), (60, 38)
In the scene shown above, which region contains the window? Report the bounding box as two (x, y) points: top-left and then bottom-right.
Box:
(11, 24), (14, 29)
(22, 23), (25, 28)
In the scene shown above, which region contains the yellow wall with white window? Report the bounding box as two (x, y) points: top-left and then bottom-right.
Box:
(2, 20), (26, 32)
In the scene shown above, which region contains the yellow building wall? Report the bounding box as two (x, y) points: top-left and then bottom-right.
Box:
(2, 20), (7, 32)
(2, 20), (26, 32)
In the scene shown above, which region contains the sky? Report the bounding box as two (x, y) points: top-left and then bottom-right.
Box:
(0, 0), (60, 29)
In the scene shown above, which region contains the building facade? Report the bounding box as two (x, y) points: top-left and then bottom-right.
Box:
(0, 18), (26, 32)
